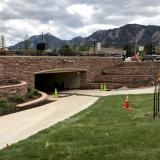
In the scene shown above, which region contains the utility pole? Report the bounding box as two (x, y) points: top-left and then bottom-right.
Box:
(93, 33), (96, 55)
(152, 41), (153, 55)
(41, 28), (50, 43)
(135, 39), (137, 54)
(42, 32), (44, 43)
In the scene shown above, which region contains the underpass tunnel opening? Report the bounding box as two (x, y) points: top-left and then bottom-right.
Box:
(35, 70), (87, 93)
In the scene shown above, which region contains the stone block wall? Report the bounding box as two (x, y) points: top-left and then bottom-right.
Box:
(0, 56), (122, 88)
(98, 62), (160, 88)
(0, 81), (27, 98)
(102, 67), (153, 75)
(0, 56), (157, 90)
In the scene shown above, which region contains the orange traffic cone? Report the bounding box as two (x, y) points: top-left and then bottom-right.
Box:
(123, 95), (129, 109)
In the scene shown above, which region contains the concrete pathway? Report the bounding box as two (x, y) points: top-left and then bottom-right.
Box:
(0, 87), (154, 150)
(0, 95), (98, 149)
(62, 87), (154, 97)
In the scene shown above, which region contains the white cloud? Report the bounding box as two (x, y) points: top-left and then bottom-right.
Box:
(130, 15), (160, 26)
(67, 4), (95, 19)
(0, 0), (160, 46)
(147, 6), (160, 13)
(69, 24), (116, 36)
(0, 1), (7, 12)
(2, 19), (60, 46)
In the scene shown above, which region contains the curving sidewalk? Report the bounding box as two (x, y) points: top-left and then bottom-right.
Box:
(0, 87), (154, 150)
(0, 95), (98, 150)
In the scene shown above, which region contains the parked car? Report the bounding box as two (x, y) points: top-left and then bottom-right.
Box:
(143, 55), (160, 61)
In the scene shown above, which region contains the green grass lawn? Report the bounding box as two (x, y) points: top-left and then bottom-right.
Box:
(0, 94), (160, 160)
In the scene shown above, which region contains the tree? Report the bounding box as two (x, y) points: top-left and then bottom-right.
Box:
(78, 45), (90, 52)
(58, 44), (74, 56)
(0, 35), (6, 49)
(71, 44), (78, 51)
(123, 44), (133, 57)
(144, 43), (155, 55)
(24, 33), (30, 51)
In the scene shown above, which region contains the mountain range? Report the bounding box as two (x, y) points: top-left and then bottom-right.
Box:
(11, 24), (160, 49)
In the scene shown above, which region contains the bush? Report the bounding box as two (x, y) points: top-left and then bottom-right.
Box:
(58, 44), (74, 56)
(0, 98), (17, 116)
(33, 89), (39, 96)
(15, 94), (25, 103)
(27, 87), (32, 92)
(26, 88), (40, 98)
(0, 99), (9, 109)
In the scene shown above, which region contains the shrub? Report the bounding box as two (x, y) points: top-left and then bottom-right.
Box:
(0, 99), (17, 116)
(27, 87), (32, 92)
(15, 94), (25, 103)
(0, 99), (9, 109)
(33, 89), (39, 96)
(8, 94), (25, 103)
(26, 88), (40, 98)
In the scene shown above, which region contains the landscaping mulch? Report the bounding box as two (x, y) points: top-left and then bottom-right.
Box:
(0, 89), (53, 117)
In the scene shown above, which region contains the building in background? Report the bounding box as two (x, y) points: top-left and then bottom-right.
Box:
(0, 48), (8, 55)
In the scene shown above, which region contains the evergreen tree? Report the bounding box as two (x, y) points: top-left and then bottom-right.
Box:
(78, 45), (90, 52)
(59, 44), (74, 56)
(123, 44), (133, 57)
(144, 43), (155, 55)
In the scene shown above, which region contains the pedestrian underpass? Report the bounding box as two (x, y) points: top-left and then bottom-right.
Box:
(35, 68), (87, 93)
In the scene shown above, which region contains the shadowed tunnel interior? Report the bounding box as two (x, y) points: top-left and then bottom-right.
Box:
(35, 72), (82, 93)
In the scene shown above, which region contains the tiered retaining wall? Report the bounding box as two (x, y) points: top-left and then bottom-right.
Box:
(0, 81), (27, 98)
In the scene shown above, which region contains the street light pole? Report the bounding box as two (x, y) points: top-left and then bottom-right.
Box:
(41, 28), (50, 43)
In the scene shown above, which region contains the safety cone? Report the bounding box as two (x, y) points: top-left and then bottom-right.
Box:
(104, 83), (107, 91)
(54, 88), (58, 97)
(123, 95), (129, 109)
(100, 83), (104, 91)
